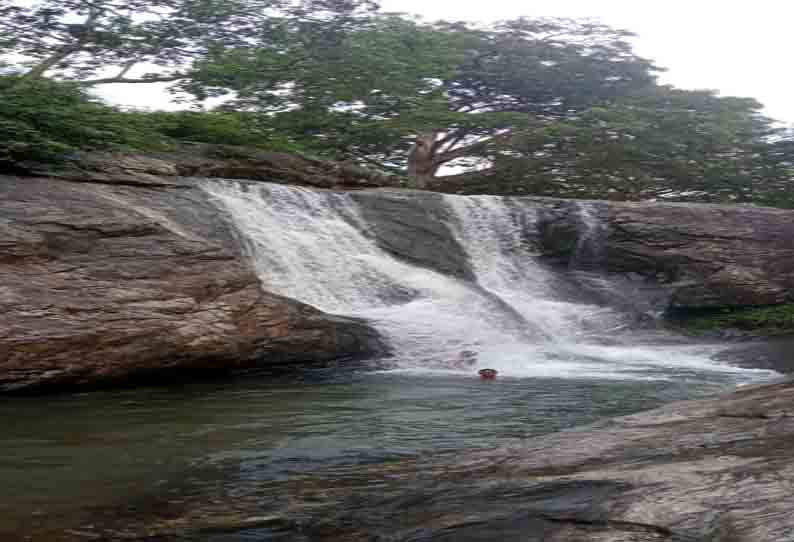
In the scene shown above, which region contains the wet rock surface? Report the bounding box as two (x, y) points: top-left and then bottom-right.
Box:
(350, 189), (476, 280)
(5, 157), (794, 393)
(275, 381), (794, 541)
(23, 148), (794, 315)
(0, 175), (384, 393)
(48, 379), (794, 542)
(535, 198), (794, 311)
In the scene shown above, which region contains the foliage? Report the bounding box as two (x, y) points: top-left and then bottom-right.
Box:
(0, 1), (791, 204)
(0, 0), (376, 85)
(196, 16), (661, 178)
(675, 304), (794, 336)
(133, 111), (305, 152)
(0, 75), (162, 165)
(472, 86), (793, 203)
(193, 12), (794, 200)
(0, 75), (305, 168)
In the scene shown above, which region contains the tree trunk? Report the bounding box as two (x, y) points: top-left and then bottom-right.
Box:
(407, 132), (439, 189)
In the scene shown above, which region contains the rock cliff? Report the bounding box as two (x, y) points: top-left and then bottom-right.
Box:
(0, 172), (384, 394)
(4, 148), (794, 393)
(535, 198), (794, 311)
(284, 379), (794, 542)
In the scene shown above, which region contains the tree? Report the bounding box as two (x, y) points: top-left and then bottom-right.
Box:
(0, 0), (375, 86)
(457, 86), (789, 202)
(195, 16), (661, 186)
(198, 13), (794, 201)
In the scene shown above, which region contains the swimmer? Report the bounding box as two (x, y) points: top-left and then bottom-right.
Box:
(478, 368), (498, 380)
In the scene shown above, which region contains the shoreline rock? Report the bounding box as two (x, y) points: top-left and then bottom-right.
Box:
(58, 378), (794, 542)
(0, 174), (386, 394)
(280, 378), (794, 541)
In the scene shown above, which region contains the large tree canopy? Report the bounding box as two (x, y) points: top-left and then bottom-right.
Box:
(464, 86), (788, 201)
(195, 16), (662, 183)
(191, 12), (793, 203)
(0, 1), (791, 205)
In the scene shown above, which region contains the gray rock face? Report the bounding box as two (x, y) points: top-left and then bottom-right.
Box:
(536, 198), (794, 310)
(278, 379), (794, 542)
(76, 379), (794, 542)
(350, 189), (476, 280)
(32, 148), (794, 313)
(0, 175), (384, 394)
(348, 191), (794, 314)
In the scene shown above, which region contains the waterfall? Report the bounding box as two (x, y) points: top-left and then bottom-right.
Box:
(203, 180), (758, 381)
(443, 195), (624, 343)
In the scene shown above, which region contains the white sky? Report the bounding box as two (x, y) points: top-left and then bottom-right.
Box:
(98, 0), (794, 124)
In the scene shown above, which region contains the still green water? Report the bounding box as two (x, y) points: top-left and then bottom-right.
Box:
(0, 368), (764, 539)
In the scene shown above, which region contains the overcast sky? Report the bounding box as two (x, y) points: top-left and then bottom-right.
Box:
(98, 0), (794, 124)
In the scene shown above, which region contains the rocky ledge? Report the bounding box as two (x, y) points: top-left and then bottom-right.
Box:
(535, 198), (794, 312)
(283, 377), (794, 542)
(0, 174), (384, 394)
(24, 143), (403, 190)
(65, 377), (793, 542)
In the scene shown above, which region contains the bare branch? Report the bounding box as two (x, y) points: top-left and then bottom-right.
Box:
(114, 59), (138, 79)
(78, 74), (185, 86)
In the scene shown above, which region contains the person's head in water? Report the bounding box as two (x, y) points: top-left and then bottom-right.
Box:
(478, 368), (498, 380)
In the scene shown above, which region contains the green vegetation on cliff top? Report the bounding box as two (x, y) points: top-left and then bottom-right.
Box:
(0, 76), (305, 168)
(674, 304), (794, 336)
(0, 0), (792, 205)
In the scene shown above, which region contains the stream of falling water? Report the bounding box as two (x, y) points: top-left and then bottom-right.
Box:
(202, 181), (765, 382)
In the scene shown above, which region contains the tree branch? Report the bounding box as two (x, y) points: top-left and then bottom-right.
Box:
(19, 7), (103, 81)
(115, 60), (138, 79)
(20, 44), (82, 81)
(78, 74), (186, 86)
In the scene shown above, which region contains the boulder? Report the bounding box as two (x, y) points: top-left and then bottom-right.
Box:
(293, 379), (794, 542)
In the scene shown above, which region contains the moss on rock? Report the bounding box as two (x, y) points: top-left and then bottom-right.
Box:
(671, 304), (794, 336)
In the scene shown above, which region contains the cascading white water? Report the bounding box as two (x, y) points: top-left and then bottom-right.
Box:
(443, 195), (624, 343)
(202, 181), (525, 368)
(203, 180), (768, 382)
